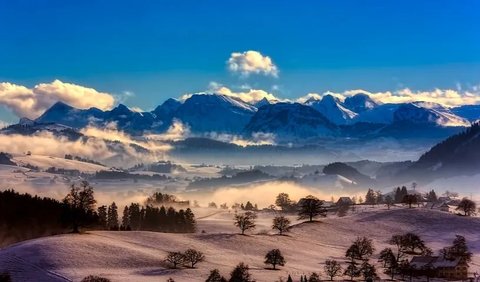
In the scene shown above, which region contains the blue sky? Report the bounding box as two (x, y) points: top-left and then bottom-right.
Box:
(1, 0), (479, 122)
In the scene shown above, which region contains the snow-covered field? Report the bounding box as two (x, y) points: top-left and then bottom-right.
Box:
(13, 155), (108, 173)
(0, 207), (479, 282)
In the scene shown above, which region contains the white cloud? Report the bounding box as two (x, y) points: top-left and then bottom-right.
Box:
(180, 82), (282, 104)
(204, 131), (276, 147)
(208, 82), (280, 103)
(227, 50), (279, 77)
(300, 88), (480, 108)
(296, 92), (346, 104)
(144, 119), (191, 142)
(0, 80), (115, 119)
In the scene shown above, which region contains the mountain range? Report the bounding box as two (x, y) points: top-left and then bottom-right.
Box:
(4, 92), (480, 143)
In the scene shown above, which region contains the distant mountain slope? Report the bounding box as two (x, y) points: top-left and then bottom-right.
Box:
(393, 103), (469, 127)
(352, 103), (400, 124)
(35, 94), (258, 135)
(1, 118), (83, 140)
(6, 92), (479, 142)
(244, 102), (337, 140)
(343, 93), (379, 113)
(36, 101), (160, 135)
(306, 95), (357, 125)
(451, 105), (480, 122)
(393, 123), (480, 183)
(322, 162), (375, 186)
(174, 94), (257, 133)
(412, 122), (480, 173)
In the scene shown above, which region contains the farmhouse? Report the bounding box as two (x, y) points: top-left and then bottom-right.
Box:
(410, 256), (468, 280)
(336, 197), (354, 206)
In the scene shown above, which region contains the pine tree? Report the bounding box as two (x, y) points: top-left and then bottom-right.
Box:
(206, 269), (227, 282)
(122, 205), (129, 228)
(97, 205), (107, 229)
(365, 189), (376, 206)
(244, 201), (254, 211)
(128, 203), (142, 230)
(308, 273), (320, 282)
(426, 190), (438, 202)
(107, 202), (118, 230)
(441, 235), (472, 263)
(184, 208), (196, 232)
(229, 263), (253, 282)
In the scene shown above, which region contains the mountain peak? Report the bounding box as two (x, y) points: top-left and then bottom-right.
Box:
(50, 101), (74, 111)
(321, 94), (340, 105)
(254, 97), (271, 108)
(344, 93), (379, 113)
(19, 117), (34, 126)
(244, 102), (337, 140)
(110, 103), (133, 115)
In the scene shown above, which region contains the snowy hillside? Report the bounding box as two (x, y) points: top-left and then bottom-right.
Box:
(0, 208), (478, 281)
(12, 154), (107, 173)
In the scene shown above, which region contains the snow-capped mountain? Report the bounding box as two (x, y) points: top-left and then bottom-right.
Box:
(6, 91), (479, 142)
(174, 93), (257, 133)
(243, 102), (337, 140)
(152, 98), (182, 120)
(343, 93), (379, 113)
(36, 101), (105, 128)
(305, 94), (357, 125)
(253, 97), (271, 108)
(34, 93), (258, 135)
(393, 103), (470, 127)
(36, 101), (159, 135)
(352, 103), (400, 124)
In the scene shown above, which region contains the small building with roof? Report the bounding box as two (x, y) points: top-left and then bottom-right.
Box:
(410, 256), (468, 280)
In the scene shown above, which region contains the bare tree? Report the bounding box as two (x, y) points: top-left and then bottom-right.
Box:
(264, 249), (286, 270)
(324, 259), (342, 280)
(456, 198), (476, 216)
(63, 181), (96, 233)
(272, 216), (291, 235)
(234, 211), (256, 235)
(275, 193), (296, 211)
(384, 195), (394, 210)
(183, 249), (205, 268)
(165, 251), (184, 268)
(297, 195), (327, 222)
